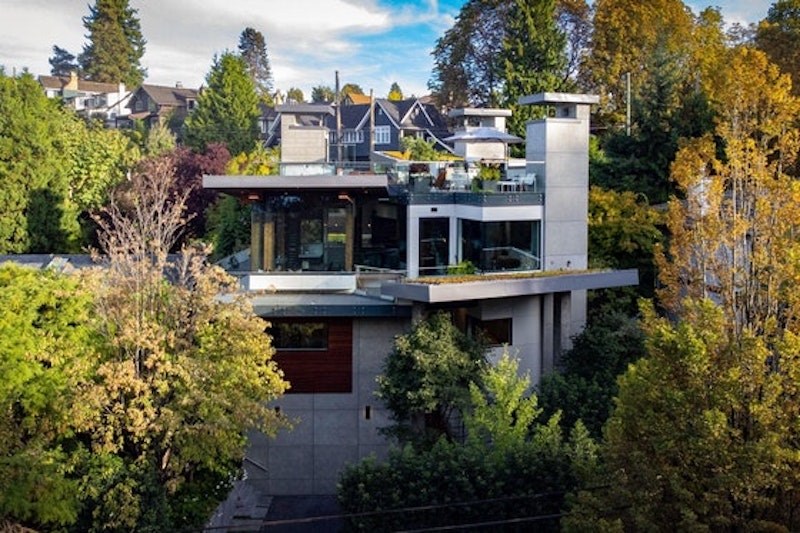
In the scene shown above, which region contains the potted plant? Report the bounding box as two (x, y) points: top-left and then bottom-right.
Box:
(476, 161), (502, 190)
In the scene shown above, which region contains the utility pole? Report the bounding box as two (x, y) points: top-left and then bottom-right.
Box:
(626, 72), (631, 136)
(369, 88), (375, 171)
(335, 70), (343, 170)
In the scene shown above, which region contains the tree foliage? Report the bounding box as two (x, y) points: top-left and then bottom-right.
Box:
(566, 301), (800, 530)
(311, 84), (334, 103)
(400, 136), (445, 161)
(341, 83), (364, 97)
(757, 0), (800, 95)
(206, 144), (280, 260)
(537, 310), (645, 437)
(185, 52), (261, 156)
(429, 0), (510, 108)
(429, 0), (584, 111)
(171, 142), (231, 241)
(387, 81), (403, 101)
(238, 27), (274, 103)
(585, 0), (694, 126)
(567, 46), (800, 531)
(376, 311), (487, 443)
(557, 0), (591, 85)
(0, 265), (98, 528)
(340, 353), (598, 531)
(0, 72), (81, 253)
(285, 86), (305, 103)
(587, 185), (662, 295)
(78, 155), (289, 530)
(502, 0), (567, 139)
(48, 45), (79, 76)
(657, 46), (800, 326)
(79, 0), (146, 86)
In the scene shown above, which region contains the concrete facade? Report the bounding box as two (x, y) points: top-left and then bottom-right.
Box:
(244, 318), (407, 495)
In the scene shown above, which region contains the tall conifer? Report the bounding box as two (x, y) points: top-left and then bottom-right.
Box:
(79, 0), (146, 86)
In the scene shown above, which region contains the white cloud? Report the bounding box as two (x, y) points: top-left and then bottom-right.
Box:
(0, 0), (457, 98)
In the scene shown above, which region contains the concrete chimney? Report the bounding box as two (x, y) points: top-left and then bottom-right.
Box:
(519, 92), (599, 272)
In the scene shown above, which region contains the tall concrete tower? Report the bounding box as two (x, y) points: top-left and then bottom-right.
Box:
(520, 93), (598, 272)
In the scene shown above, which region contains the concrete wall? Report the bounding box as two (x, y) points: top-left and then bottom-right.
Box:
(245, 317), (408, 495)
(457, 141), (507, 161)
(526, 105), (591, 272)
(281, 126), (329, 164)
(471, 292), (580, 385)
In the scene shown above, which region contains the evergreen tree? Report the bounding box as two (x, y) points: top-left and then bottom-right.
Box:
(502, 0), (567, 140)
(238, 27), (274, 103)
(0, 71), (81, 253)
(184, 52), (260, 156)
(79, 0), (146, 86)
(756, 0), (800, 95)
(387, 81), (403, 101)
(48, 45), (78, 76)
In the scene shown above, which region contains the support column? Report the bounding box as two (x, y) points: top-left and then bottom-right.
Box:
(542, 293), (555, 375)
(344, 202), (355, 271)
(251, 205), (264, 271)
(558, 292), (573, 362)
(263, 208), (275, 271)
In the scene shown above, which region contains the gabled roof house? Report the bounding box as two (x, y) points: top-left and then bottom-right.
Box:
(38, 72), (131, 126)
(119, 83), (199, 131)
(204, 92), (638, 496)
(262, 97), (453, 163)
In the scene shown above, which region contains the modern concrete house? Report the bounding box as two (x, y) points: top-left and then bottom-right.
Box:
(203, 92), (637, 496)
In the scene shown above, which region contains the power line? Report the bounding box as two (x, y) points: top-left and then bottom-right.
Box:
(200, 485), (612, 532)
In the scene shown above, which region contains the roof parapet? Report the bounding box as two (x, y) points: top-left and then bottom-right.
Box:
(518, 92), (599, 106)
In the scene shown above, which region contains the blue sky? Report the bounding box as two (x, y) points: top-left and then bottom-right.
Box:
(0, 0), (775, 98)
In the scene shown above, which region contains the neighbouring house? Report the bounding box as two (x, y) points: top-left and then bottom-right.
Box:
(342, 92), (371, 105)
(118, 83), (199, 133)
(38, 72), (131, 126)
(262, 97), (453, 165)
(332, 97), (452, 162)
(203, 92), (638, 496)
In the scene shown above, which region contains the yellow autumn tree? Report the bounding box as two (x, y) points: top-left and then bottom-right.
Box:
(587, 0), (694, 123)
(566, 47), (800, 531)
(658, 46), (800, 336)
(82, 155), (288, 530)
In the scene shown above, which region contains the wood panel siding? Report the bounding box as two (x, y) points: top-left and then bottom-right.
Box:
(272, 318), (353, 393)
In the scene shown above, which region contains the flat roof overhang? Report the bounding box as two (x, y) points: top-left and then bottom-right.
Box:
(251, 293), (412, 318)
(380, 269), (639, 304)
(202, 174), (389, 194)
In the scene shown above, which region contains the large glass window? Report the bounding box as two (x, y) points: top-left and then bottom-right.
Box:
(468, 317), (512, 346)
(419, 218), (449, 275)
(461, 220), (541, 272)
(270, 321), (328, 350)
(271, 197), (351, 271)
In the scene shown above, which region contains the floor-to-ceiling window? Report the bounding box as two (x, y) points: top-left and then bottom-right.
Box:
(419, 218), (450, 275)
(461, 220), (541, 272)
